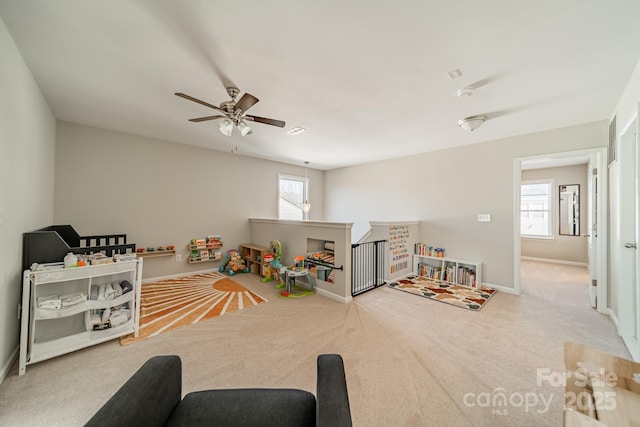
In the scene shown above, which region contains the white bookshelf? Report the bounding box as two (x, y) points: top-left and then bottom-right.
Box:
(412, 254), (482, 288)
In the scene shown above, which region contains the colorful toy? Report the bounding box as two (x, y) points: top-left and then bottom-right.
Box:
(218, 249), (249, 276)
(261, 240), (285, 285)
(261, 253), (275, 282)
(281, 256), (315, 298)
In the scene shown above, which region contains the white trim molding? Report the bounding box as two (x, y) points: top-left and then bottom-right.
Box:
(0, 346), (18, 385)
(521, 256), (589, 268)
(482, 282), (520, 295)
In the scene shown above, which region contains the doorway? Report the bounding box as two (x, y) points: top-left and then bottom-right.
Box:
(513, 148), (608, 312)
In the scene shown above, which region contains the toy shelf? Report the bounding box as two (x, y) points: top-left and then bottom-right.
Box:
(135, 250), (175, 258)
(239, 244), (268, 276)
(188, 243), (223, 250)
(188, 253), (222, 264)
(188, 236), (223, 264)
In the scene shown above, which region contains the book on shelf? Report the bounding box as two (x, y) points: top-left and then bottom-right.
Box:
(417, 262), (441, 279)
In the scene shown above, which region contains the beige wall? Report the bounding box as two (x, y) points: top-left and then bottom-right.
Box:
(0, 17), (56, 378)
(324, 121), (608, 290)
(521, 164), (588, 263)
(54, 121), (324, 280)
(365, 221), (420, 281)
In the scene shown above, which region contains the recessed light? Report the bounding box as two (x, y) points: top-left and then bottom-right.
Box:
(287, 126), (306, 135)
(447, 69), (462, 80)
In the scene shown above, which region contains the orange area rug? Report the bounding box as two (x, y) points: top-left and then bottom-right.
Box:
(120, 272), (267, 345)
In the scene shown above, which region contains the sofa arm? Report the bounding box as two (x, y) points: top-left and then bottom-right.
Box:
(316, 354), (353, 427)
(86, 355), (182, 427)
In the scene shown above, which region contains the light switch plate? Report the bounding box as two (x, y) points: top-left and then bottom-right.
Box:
(477, 214), (491, 222)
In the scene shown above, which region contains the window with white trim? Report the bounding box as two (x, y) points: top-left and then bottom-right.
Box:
(278, 174), (308, 220)
(520, 180), (553, 238)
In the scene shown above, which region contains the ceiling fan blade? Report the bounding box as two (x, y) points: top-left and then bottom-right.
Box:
(188, 115), (225, 122)
(245, 115), (286, 128)
(234, 93), (259, 113)
(175, 92), (225, 113)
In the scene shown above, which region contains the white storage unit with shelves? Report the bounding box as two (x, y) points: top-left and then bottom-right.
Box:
(19, 259), (142, 375)
(413, 254), (482, 288)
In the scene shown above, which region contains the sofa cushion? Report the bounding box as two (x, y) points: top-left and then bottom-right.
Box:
(166, 388), (316, 427)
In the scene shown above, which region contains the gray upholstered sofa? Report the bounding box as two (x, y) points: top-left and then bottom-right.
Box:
(86, 354), (352, 427)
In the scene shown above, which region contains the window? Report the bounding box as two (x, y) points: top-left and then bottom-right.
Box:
(520, 180), (552, 238)
(278, 174), (308, 220)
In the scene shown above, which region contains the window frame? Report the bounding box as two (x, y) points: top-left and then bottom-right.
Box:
(520, 179), (554, 240)
(277, 173), (309, 220)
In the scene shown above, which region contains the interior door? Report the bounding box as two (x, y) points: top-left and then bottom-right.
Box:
(617, 118), (637, 338)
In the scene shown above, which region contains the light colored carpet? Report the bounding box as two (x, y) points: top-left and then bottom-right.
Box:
(0, 262), (629, 426)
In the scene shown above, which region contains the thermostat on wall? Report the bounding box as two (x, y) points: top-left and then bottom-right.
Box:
(477, 214), (491, 222)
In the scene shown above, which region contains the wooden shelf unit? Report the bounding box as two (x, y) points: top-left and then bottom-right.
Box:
(188, 252), (222, 264)
(135, 249), (175, 258)
(239, 244), (269, 276)
(412, 254), (482, 288)
(188, 236), (223, 264)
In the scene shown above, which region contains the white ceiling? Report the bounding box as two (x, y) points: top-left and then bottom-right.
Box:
(1, 0), (639, 170)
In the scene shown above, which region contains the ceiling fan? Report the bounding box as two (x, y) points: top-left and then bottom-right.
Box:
(175, 87), (285, 136)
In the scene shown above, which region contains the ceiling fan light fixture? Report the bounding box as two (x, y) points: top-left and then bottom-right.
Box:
(176, 88), (284, 135)
(238, 121), (252, 136)
(456, 86), (474, 97)
(219, 118), (233, 136)
(457, 116), (486, 132)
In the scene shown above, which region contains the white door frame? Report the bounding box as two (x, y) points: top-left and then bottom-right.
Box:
(513, 147), (608, 312)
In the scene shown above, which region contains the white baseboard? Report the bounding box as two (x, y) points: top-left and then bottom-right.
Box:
(482, 282), (520, 295)
(521, 256), (588, 268)
(0, 346), (18, 385)
(604, 310), (639, 362)
(621, 335), (640, 362)
(606, 308), (619, 328)
(316, 287), (352, 304)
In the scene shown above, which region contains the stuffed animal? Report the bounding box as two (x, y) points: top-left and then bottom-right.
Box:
(219, 250), (249, 276)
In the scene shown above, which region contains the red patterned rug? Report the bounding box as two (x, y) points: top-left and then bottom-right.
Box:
(388, 275), (495, 311)
(120, 272), (267, 345)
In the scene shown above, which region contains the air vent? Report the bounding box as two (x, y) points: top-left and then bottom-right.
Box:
(287, 126), (306, 135)
(447, 69), (462, 80)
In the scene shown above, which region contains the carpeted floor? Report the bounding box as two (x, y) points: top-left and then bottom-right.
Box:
(0, 262), (630, 426)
